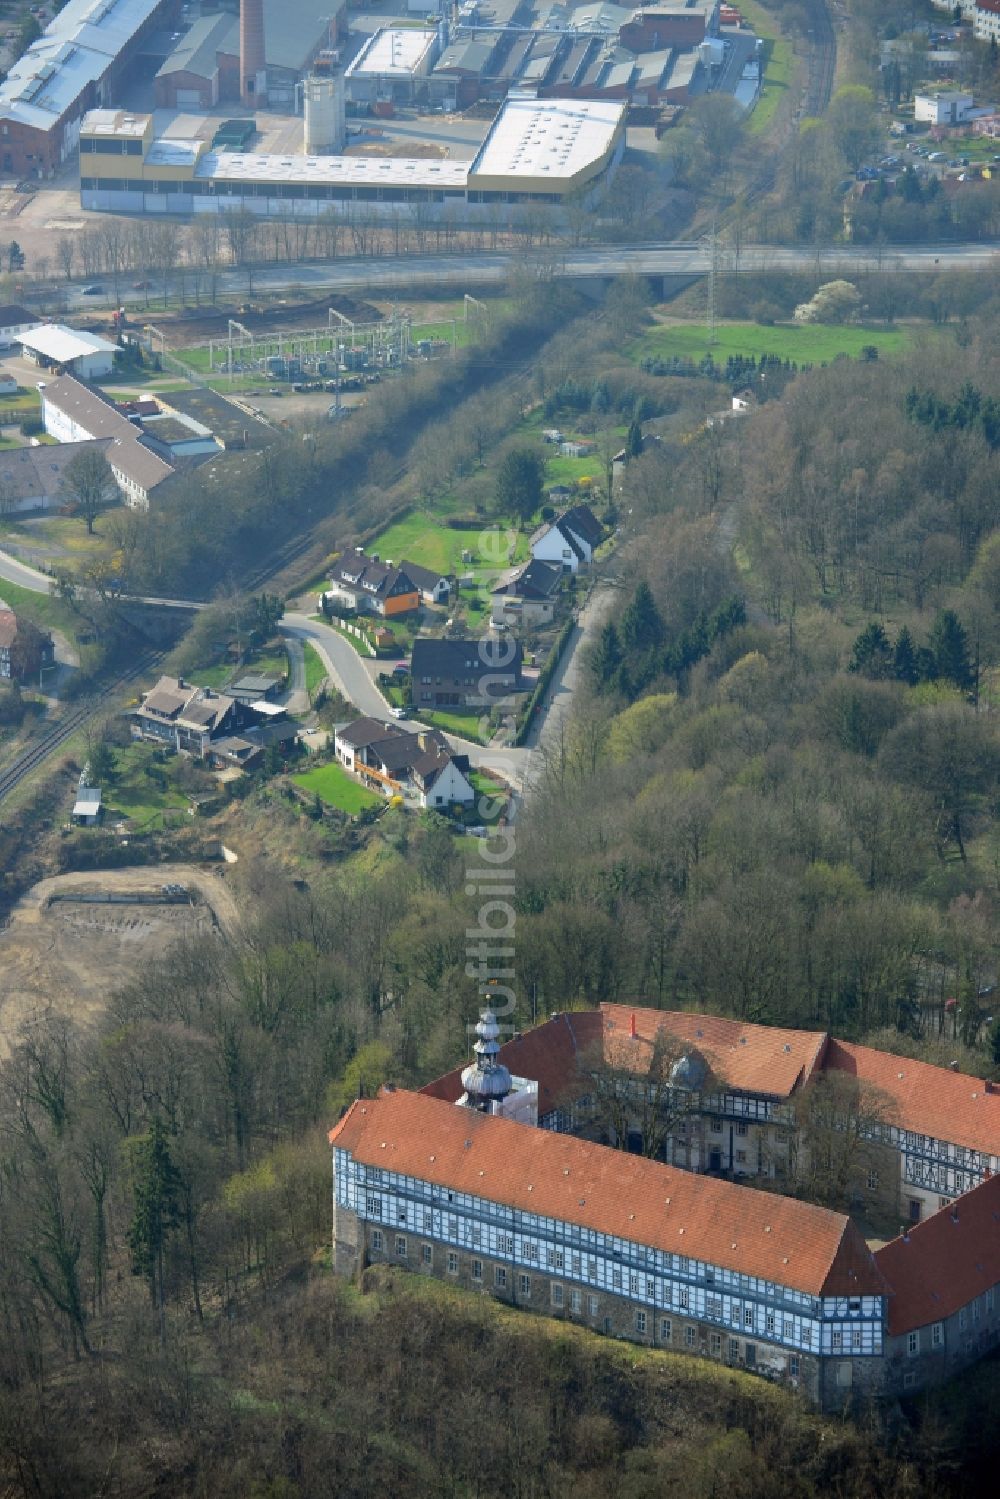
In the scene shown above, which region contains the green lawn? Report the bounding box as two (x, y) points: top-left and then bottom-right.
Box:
(0, 576), (80, 642)
(632, 319), (911, 367)
(102, 743), (192, 829)
(303, 642), (327, 700)
(371, 509), (529, 577)
(415, 706), (491, 744)
(293, 760), (381, 813)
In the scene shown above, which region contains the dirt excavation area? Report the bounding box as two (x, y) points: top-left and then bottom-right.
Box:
(0, 865), (241, 1056)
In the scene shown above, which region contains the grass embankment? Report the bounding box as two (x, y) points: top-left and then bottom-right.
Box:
(416, 706), (491, 744)
(292, 760), (381, 813)
(303, 643), (327, 701)
(632, 319), (911, 367)
(738, 0), (796, 137)
(0, 575), (80, 642)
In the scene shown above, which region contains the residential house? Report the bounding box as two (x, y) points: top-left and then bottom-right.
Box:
(132, 675), (250, 755)
(208, 717), (298, 771)
(0, 305), (39, 350)
(410, 636), (525, 710)
(490, 558), (562, 628)
(333, 716), (475, 807)
(732, 388), (757, 412)
(325, 550), (421, 618)
(398, 559), (451, 606)
(530, 503), (604, 573)
(974, 0), (1000, 41)
(0, 369), (19, 394)
(0, 608), (55, 682)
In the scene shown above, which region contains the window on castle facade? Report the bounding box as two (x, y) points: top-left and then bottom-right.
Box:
(661, 1318), (672, 1342)
(395, 1235), (407, 1258)
(684, 1326), (696, 1347)
(931, 1322), (943, 1348)
(571, 1290), (582, 1313)
(551, 1283), (564, 1308)
(636, 1311), (647, 1334)
(736, 1122), (748, 1137)
(710, 1332), (722, 1356)
(495, 1267), (507, 1288)
(832, 1330), (842, 1351)
(519, 1274), (531, 1296)
(422, 1244), (432, 1265)
(372, 1230), (383, 1252)
(789, 1356), (800, 1377)
(867, 1170), (879, 1191)
(447, 1251), (458, 1275)
(365, 1195), (382, 1218)
(472, 1259), (483, 1281)
(729, 1338), (740, 1362)
(589, 1296), (600, 1318)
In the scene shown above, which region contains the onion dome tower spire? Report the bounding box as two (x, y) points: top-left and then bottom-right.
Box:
(459, 1007), (512, 1113)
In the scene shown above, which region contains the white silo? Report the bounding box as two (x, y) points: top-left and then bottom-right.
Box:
(304, 73), (345, 155)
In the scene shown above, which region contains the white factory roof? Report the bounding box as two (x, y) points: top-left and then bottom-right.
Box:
(80, 107), (149, 137)
(471, 96), (625, 180)
(146, 138), (204, 167)
(195, 150), (469, 189)
(346, 26), (437, 78)
(48, 0), (166, 59)
(20, 325), (118, 362)
(1, 0), (165, 130)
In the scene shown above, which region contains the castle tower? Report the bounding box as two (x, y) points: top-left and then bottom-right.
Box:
(458, 1008), (512, 1114)
(240, 0), (267, 108)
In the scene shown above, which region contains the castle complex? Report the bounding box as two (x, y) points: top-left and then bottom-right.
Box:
(330, 1006), (1000, 1410)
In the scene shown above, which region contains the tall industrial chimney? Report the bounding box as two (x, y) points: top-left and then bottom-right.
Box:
(240, 0), (267, 108)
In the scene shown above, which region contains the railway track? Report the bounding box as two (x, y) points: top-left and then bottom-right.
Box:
(802, 0), (837, 118)
(0, 647), (167, 807)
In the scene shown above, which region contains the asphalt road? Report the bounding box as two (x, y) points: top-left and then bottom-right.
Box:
(63, 240), (1000, 310)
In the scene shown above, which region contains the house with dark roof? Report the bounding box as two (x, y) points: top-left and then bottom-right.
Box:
(0, 304), (39, 349)
(132, 675), (252, 755)
(333, 716), (474, 808)
(397, 559), (451, 606)
(325, 550), (421, 619)
(530, 503), (604, 573)
(410, 636), (525, 710)
(490, 558), (562, 628)
(0, 609), (54, 682)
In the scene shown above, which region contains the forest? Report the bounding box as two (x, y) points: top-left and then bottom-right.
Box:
(4, 276), (1000, 1494)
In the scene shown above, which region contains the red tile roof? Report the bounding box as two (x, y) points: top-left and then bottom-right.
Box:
(600, 1006), (828, 1098)
(420, 1009), (603, 1115)
(824, 1040), (1000, 1158)
(330, 1088), (886, 1299)
(875, 1174), (1000, 1335)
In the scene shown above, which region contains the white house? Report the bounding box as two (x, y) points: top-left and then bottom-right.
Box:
(0, 369), (18, 394)
(914, 91), (974, 125)
(975, 0), (1000, 40)
(0, 304), (39, 351)
(71, 776), (102, 825)
(490, 558), (562, 628)
(529, 504), (604, 574)
(333, 716), (474, 808)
